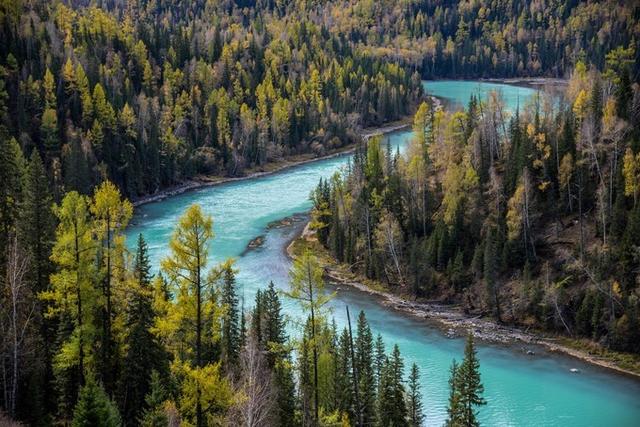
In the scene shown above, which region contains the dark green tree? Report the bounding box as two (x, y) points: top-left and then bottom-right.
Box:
(406, 363), (424, 427)
(118, 234), (168, 425)
(72, 374), (121, 427)
(139, 371), (169, 427)
(376, 344), (407, 426)
(355, 311), (376, 425)
(457, 335), (486, 427)
(220, 260), (240, 368)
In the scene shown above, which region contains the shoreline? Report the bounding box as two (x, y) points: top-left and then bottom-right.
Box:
(132, 120), (412, 208)
(286, 224), (640, 380)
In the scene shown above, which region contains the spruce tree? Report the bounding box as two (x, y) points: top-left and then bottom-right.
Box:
(407, 363), (424, 427)
(0, 137), (24, 269)
(259, 281), (296, 426)
(262, 281), (287, 363)
(20, 149), (54, 293)
(355, 311), (376, 425)
(139, 371), (169, 427)
(374, 333), (386, 387)
(336, 328), (354, 418)
(220, 260), (240, 369)
(457, 335), (486, 427)
(72, 374), (121, 427)
(118, 234), (168, 425)
(446, 360), (463, 427)
(376, 344), (408, 426)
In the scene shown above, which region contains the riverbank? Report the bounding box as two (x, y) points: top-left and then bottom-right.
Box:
(286, 224), (640, 379)
(132, 119), (412, 207)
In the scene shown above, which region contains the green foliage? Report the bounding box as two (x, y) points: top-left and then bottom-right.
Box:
(118, 234), (168, 425)
(219, 259), (240, 369)
(406, 363), (424, 427)
(447, 335), (486, 427)
(376, 345), (407, 427)
(72, 374), (121, 427)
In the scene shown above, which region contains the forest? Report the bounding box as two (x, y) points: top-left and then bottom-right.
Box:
(311, 54), (640, 354)
(1, 0), (640, 426)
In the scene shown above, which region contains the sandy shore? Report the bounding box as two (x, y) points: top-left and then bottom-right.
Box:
(132, 121), (412, 207)
(286, 224), (640, 380)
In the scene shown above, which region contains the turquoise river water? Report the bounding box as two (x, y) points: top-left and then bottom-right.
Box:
(127, 81), (640, 426)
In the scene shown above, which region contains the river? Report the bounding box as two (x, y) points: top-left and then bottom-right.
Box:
(126, 81), (640, 426)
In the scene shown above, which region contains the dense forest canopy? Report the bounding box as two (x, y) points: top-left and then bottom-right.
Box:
(1, 0), (640, 426)
(0, 0), (638, 198)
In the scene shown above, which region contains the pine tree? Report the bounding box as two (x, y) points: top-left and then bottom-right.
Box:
(374, 333), (386, 387)
(220, 260), (240, 369)
(262, 281), (287, 364)
(446, 360), (463, 427)
(139, 371), (169, 427)
(335, 328), (354, 418)
(0, 137), (24, 268)
(376, 344), (407, 426)
(457, 335), (486, 427)
(72, 374), (121, 427)
(355, 311), (376, 425)
(118, 234), (168, 425)
(20, 150), (54, 293)
(407, 363), (424, 427)
(251, 289), (264, 345)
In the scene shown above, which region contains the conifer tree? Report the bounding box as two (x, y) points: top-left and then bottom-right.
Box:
(335, 328), (354, 418)
(43, 191), (97, 414)
(251, 286), (294, 427)
(376, 344), (407, 426)
(0, 137), (24, 268)
(161, 204), (215, 427)
(91, 180), (133, 392)
(20, 150), (54, 293)
(118, 234), (168, 425)
(407, 363), (424, 427)
(355, 310), (376, 425)
(139, 371), (169, 427)
(374, 333), (386, 387)
(446, 360), (463, 427)
(220, 260), (240, 369)
(454, 335), (486, 427)
(72, 374), (121, 427)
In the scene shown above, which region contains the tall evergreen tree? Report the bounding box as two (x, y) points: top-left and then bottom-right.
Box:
(446, 360), (463, 427)
(376, 344), (407, 426)
(20, 150), (54, 293)
(406, 363), (424, 427)
(220, 260), (240, 369)
(355, 311), (376, 425)
(451, 335), (486, 427)
(118, 234), (168, 425)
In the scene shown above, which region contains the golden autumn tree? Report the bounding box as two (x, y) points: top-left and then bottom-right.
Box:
(160, 204), (230, 427)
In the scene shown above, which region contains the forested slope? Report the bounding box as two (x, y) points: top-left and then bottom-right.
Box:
(311, 55), (640, 356)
